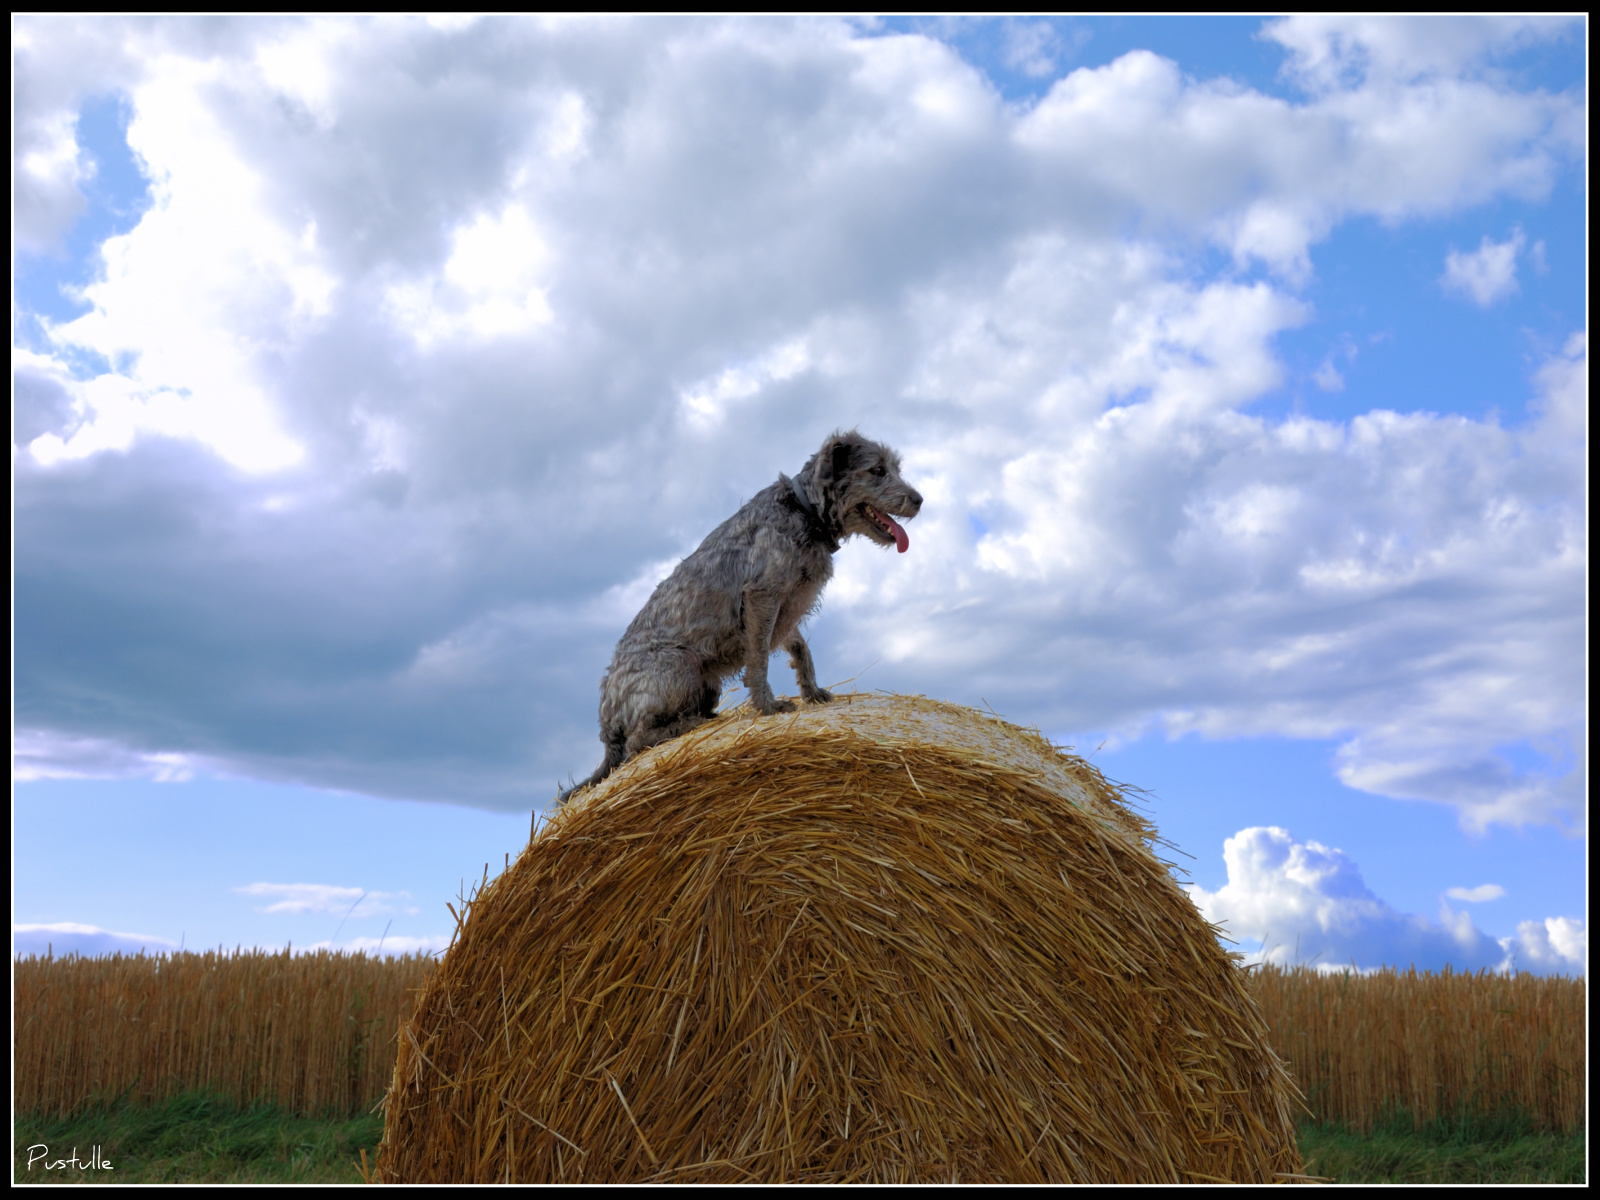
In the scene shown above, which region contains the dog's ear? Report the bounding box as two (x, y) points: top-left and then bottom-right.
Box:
(817, 436), (856, 484)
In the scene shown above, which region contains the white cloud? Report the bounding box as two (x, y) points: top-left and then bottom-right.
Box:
(1312, 357), (1344, 392)
(1016, 23), (1582, 279)
(1441, 229), (1526, 306)
(679, 338), (812, 429)
(14, 107), (90, 252)
(1528, 331), (1587, 440)
(592, 557), (683, 627)
(12, 728), (204, 784)
(385, 203), (555, 347)
(14, 922), (178, 958)
(235, 883), (416, 917)
(885, 322), (1585, 832)
(318, 933), (450, 956)
(11, 17), (150, 253)
(31, 56), (314, 472)
(1263, 15), (1581, 92)
(254, 19), (351, 131)
(1504, 916), (1586, 973)
(1188, 827), (1582, 975)
(11, 923), (447, 958)
(1445, 883), (1506, 903)
(9, 17), (1585, 837)
(425, 14), (485, 35)
(1002, 20), (1069, 79)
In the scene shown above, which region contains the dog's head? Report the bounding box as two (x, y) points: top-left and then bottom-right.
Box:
(807, 430), (923, 553)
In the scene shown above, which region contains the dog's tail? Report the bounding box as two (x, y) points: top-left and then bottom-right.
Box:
(556, 727), (627, 805)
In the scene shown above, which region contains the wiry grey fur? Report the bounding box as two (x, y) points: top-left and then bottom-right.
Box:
(559, 430), (923, 802)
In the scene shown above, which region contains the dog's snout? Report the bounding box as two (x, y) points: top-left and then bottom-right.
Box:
(906, 487), (923, 515)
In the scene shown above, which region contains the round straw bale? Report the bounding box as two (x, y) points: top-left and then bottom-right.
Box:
(379, 693), (1304, 1183)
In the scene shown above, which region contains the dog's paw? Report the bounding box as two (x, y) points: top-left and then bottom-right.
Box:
(803, 687), (833, 704)
(757, 696), (797, 715)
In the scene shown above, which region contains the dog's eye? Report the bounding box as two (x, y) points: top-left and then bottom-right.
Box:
(871, 465), (886, 476)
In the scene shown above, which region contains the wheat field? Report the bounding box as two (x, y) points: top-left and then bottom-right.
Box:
(12, 951), (1585, 1133)
(1250, 964), (1585, 1133)
(13, 949), (432, 1119)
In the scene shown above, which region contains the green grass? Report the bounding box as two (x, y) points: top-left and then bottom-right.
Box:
(13, 1094), (1586, 1184)
(13, 1093), (383, 1185)
(1299, 1108), (1586, 1184)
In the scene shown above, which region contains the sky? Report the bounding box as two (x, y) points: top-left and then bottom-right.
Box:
(12, 15), (1587, 975)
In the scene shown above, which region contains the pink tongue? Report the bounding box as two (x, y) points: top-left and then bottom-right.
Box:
(886, 514), (909, 554)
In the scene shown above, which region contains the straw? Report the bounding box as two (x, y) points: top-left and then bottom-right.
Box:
(378, 693), (1304, 1183)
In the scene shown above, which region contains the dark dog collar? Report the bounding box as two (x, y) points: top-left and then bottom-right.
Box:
(779, 474), (840, 553)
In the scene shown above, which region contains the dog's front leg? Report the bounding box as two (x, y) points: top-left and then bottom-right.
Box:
(785, 632), (832, 704)
(743, 587), (796, 715)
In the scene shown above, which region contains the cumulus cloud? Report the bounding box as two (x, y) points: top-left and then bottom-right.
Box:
(1018, 18), (1582, 280)
(10, 17), (1586, 837)
(13, 106), (90, 253)
(1001, 20), (1070, 80)
(1504, 916), (1587, 974)
(1189, 827), (1583, 975)
(14, 922), (178, 958)
(12, 16), (286, 253)
(385, 203), (554, 347)
(1263, 15), (1581, 92)
(25, 54), (318, 472)
(1442, 229), (1526, 306)
(879, 325), (1586, 833)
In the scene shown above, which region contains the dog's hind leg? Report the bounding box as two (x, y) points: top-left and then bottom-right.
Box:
(699, 681), (722, 718)
(611, 645), (715, 759)
(624, 709), (711, 758)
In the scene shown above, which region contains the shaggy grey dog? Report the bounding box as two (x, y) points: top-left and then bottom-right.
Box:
(559, 430), (922, 802)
